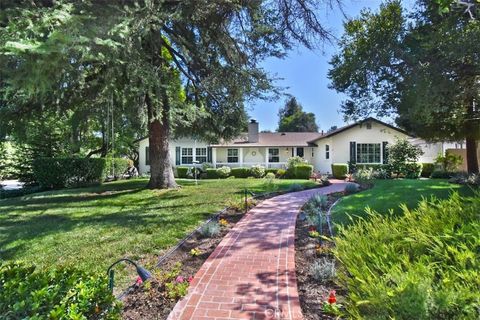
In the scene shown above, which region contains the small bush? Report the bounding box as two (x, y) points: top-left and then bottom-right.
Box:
(286, 156), (307, 177)
(216, 166), (231, 178)
(430, 169), (453, 179)
(250, 165), (266, 178)
(0, 262), (121, 319)
(435, 153), (463, 172)
(206, 168), (219, 179)
(294, 164), (313, 179)
(199, 221), (220, 238)
(309, 258), (336, 283)
(231, 167), (251, 178)
(288, 183), (304, 192)
(331, 163), (348, 179)
(307, 194), (329, 211)
(404, 163), (422, 179)
(353, 168), (375, 185)
(344, 183), (359, 195)
(33, 157), (108, 189)
(265, 172), (276, 180)
(177, 166), (189, 178)
(335, 193), (480, 319)
(276, 168), (287, 179)
(265, 168), (279, 176)
(420, 163), (435, 178)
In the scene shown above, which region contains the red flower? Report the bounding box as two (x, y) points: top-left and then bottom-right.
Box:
(136, 276), (143, 285)
(308, 226), (316, 232)
(188, 276), (194, 283)
(328, 290), (336, 304)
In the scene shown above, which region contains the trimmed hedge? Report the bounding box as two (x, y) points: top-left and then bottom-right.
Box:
(33, 157), (108, 189)
(216, 166), (231, 178)
(420, 163), (435, 178)
(335, 194), (480, 319)
(265, 168), (279, 176)
(176, 167), (189, 178)
(0, 262), (121, 319)
(231, 167), (251, 178)
(331, 163), (349, 179)
(206, 168), (219, 179)
(294, 164), (313, 179)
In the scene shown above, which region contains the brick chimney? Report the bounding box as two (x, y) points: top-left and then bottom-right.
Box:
(248, 119), (259, 143)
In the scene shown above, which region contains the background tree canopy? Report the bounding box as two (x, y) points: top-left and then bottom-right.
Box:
(1, 0), (339, 187)
(328, 0), (480, 173)
(277, 97), (319, 132)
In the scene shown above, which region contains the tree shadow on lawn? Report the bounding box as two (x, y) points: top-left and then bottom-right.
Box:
(0, 199), (213, 261)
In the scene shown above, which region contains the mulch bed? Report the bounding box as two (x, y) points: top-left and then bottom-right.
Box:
(295, 192), (346, 320)
(121, 208), (245, 320)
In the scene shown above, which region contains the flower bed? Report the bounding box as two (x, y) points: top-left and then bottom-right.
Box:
(122, 208), (244, 319)
(295, 192), (345, 319)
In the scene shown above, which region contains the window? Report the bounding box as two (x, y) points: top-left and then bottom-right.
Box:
(356, 143), (381, 163)
(227, 149), (238, 163)
(196, 148), (207, 163)
(145, 146), (150, 165)
(296, 147), (304, 157)
(311, 148), (314, 157)
(268, 148), (279, 163)
(181, 148), (193, 164)
(325, 144), (330, 160)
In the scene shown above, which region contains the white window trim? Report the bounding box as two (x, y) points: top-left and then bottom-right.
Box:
(356, 143), (381, 164)
(268, 148), (280, 163)
(227, 148), (239, 163)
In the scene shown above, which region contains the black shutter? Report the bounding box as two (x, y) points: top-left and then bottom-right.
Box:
(175, 147), (181, 165)
(382, 141), (389, 164)
(207, 147), (212, 163)
(145, 146), (150, 165)
(350, 142), (356, 163)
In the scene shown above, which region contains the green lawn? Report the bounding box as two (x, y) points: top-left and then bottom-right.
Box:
(0, 178), (315, 287)
(331, 179), (475, 226)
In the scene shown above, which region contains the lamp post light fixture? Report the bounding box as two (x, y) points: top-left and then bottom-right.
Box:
(107, 258), (152, 292)
(192, 160), (200, 185)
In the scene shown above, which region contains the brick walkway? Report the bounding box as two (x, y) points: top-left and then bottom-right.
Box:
(168, 181), (348, 320)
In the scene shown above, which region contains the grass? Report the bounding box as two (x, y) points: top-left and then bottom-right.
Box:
(0, 178), (315, 288)
(331, 179), (475, 226)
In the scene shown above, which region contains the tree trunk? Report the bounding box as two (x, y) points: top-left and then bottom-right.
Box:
(146, 93), (177, 189)
(465, 98), (479, 174)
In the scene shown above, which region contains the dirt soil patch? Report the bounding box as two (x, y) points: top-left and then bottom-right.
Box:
(295, 192), (346, 320)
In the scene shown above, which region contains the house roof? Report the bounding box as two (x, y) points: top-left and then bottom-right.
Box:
(211, 132), (324, 148)
(307, 117), (410, 143)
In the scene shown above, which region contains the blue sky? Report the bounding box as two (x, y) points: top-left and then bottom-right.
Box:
(248, 0), (415, 132)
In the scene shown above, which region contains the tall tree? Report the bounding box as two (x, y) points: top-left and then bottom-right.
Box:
(329, 0), (480, 173)
(1, 0), (338, 188)
(278, 97), (319, 132)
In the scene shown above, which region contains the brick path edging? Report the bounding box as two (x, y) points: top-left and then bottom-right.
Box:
(168, 180), (349, 320)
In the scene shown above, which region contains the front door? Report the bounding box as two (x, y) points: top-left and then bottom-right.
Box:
(296, 147), (304, 158)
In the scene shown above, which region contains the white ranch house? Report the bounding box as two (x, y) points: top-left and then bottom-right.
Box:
(137, 118), (458, 175)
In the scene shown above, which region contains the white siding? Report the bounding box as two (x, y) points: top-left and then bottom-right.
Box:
(138, 137), (209, 175)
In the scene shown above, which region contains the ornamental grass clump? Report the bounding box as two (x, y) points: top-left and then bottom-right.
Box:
(334, 193), (480, 319)
(309, 258), (336, 283)
(199, 221), (220, 238)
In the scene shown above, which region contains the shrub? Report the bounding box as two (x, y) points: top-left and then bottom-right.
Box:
(276, 168), (287, 179)
(430, 169), (453, 179)
(288, 183), (304, 192)
(334, 193), (480, 319)
(286, 156), (307, 177)
(331, 163), (348, 179)
(294, 164), (313, 179)
(33, 157), (108, 189)
(265, 168), (279, 176)
(353, 168), (375, 185)
(309, 258), (336, 283)
(435, 153), (463, 172)
(199, 221), (220, 238)
(404, 163), (422, 179)
(104, 157), (130, 179)
(420, 163), (435, 178)
(231, 167), (251, 178)
(201, 163), (213, 171)
(216, 166), (231, 178)
(176, 166), (189, 178)
(265, 172), (276, 180)
(344, 183), (359, 195)
(206, 168), (219, 179)
(250, 165), (266, 178)
(0, 262), (121, 320)
(387, 138), (424, 177)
